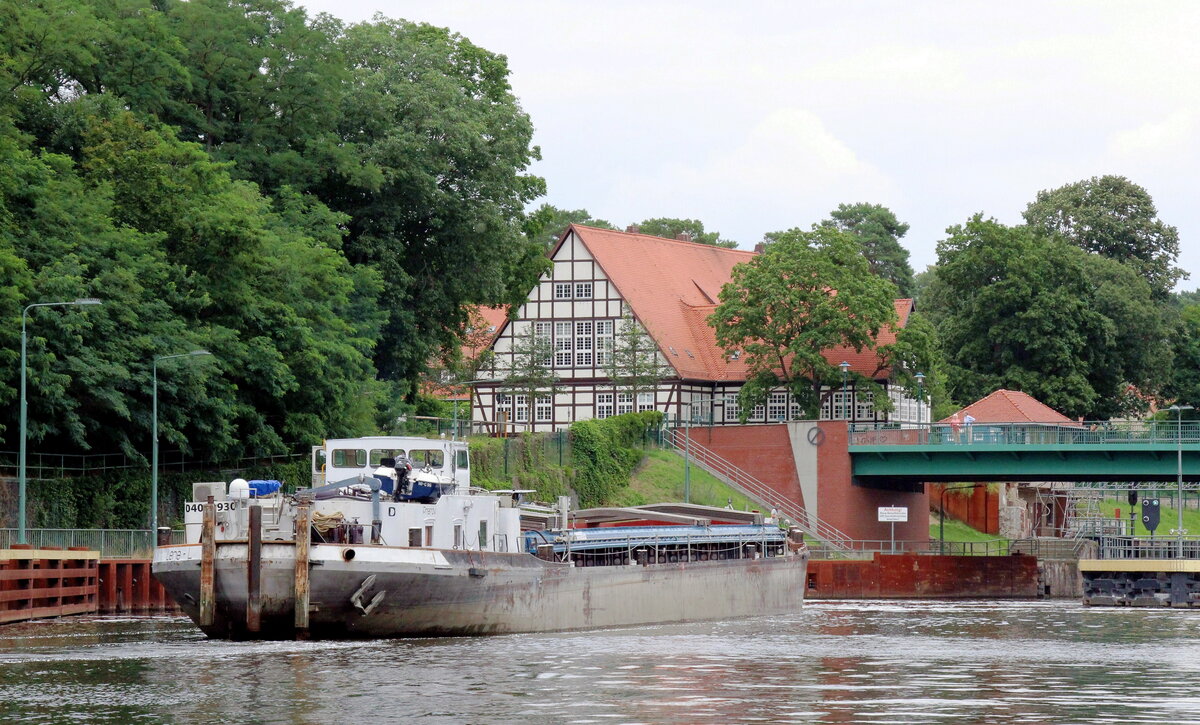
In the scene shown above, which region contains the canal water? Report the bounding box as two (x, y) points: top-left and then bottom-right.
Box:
(1, 600), (1198, 723)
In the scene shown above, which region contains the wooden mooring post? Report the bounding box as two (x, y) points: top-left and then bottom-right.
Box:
(294, 504), (311, 635)
(199, 497), (216, 627)
(246, 504), (262, 633)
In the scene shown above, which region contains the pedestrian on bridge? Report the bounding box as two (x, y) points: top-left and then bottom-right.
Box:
(950, 412), (962, 443)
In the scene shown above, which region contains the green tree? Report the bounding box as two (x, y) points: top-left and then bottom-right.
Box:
(604, 313), (675, 403)
(634, 217), (737, 248)
(1168, 303), (1200, 416)
(330, 17), (547, 388)
(821, 203), (914, 295)
(924, 215), (1168, 419)
(526, 203), (614, 249)
(709, 226), (899, 419)
(1023, 175), (1184, 297)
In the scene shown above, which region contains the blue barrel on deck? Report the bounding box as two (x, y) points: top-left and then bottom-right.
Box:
(247, 479), (282, 497)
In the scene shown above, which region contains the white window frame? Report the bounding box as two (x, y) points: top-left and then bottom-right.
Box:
(855, 390), (875, 420)
(637, 392), (654, 412)
(554, 283), (572, 299)
(514, 394), (529, 423)
(596, 393), (614, 419)
(595, 319), (614, 366)
(535, 395), (552, 422)
(575, 321), (593, 367)
(768, 392), (787, 421)
(554, 321), (572, 367)
(496, 393), (512, 422)
(534, 321), (552, 367)
(723, 393), (740, 422)
(617, 392), (634, 415)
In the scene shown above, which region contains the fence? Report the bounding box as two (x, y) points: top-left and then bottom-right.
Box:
(0, 448), (308, 480)
(0, 529), (183, 559)
(806, 538), (1012, 559)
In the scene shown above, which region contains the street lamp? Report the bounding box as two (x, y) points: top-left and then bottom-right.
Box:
(1170, 404), (1194, 559)
(839, 361), (850, 422)
(914, 372), (926, 435)
(152, 350), (212, 534)
(18, 298), (102, 544)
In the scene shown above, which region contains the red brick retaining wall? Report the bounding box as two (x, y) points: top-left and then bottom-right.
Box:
(806, 553), (1040, 599)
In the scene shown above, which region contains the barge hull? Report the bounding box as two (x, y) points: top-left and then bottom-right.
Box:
(154, 544), (807, 639)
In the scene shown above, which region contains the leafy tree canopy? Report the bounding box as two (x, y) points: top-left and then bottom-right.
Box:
(634, 217), (737, 248)
(526, 203), (615, 249)
(923, 215), (1170, 419)
(1023, 175), (1185, 297)
(709, 226), (899, 419)
(821, 203), (915, 296)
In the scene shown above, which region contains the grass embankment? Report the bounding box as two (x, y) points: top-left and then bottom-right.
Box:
(615, 449), (758, 510)
(1097, 497), (1200, 536)
(929, 512), (999, 543)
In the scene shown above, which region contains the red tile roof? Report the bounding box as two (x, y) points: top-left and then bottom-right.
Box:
(571, 224), (910, 382)
(940, 389), (1073, 424)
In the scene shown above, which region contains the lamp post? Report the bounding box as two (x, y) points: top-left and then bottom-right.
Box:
(152, 350), (212, 534)
(939, 482), (978, 554)
(1170, 404), (1194, 559)
(839, 361), (850, 422)
(681, 395), (714, 504)
(914, 372), (926, 439)
(18, 298), (102, 544)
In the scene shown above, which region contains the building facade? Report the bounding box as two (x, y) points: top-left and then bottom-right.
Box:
(472, 224), (927, 432)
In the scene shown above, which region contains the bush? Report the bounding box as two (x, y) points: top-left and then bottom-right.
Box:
(570, 411), (662, 508)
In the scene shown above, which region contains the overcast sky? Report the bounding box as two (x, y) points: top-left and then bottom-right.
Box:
(296, 0), (1200, 289)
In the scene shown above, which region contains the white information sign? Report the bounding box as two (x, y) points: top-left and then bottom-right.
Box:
(878, 506), (908, 523)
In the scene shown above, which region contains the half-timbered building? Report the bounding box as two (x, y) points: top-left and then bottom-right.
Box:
(472, 224), (926, 432)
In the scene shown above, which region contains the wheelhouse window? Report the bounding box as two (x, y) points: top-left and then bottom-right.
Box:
(410, 449), (444, 467)
(332, 449), (368, 467)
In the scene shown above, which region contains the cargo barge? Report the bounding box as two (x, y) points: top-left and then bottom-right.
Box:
(152, 436), (807, 639)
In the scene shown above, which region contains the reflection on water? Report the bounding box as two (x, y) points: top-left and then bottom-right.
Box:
(1, 601), (1198, 723)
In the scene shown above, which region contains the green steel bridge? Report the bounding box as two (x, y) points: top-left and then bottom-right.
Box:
(849, 421), (1200, 486)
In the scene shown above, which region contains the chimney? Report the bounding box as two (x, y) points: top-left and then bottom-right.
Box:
(676, 232), (692, 242)
(626, 225), (640, 233)
(753, 243), (765, 254)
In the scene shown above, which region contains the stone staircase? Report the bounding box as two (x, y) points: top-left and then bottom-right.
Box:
(664, 428), (854, 553)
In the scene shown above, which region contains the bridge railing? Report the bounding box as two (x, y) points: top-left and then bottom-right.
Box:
(849, 420), (1200, 447)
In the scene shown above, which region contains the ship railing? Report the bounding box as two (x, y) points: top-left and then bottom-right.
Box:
(533, 528), (787, 560)
(664, 428), (855, 553)
(0, 528), (186, 558)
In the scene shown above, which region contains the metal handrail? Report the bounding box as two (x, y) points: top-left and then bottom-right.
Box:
(665, 428), (855, 552)
(849, 420), (1200, 447)
(0, 528), (184, 558)
(806, 538), (1012, 559)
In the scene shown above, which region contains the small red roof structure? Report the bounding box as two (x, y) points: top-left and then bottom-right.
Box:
(940, 389), (1073, 424)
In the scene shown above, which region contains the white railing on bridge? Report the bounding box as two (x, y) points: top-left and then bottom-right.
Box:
(664, 428), (855, 553)
(849, 420), (1200, 447)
